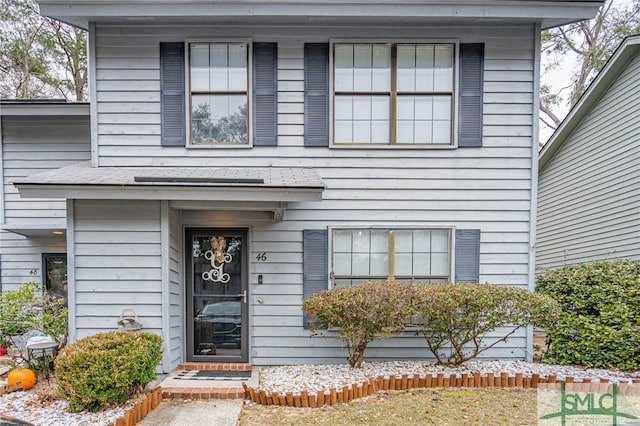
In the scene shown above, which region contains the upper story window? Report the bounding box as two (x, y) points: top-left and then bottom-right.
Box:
(333, 43), (455, 146)
(189, 43), (249, 145)
(332, 228), (451, 287)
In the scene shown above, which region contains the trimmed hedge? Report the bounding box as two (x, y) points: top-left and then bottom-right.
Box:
(303, 281), (417, 368)
(536, 260), (640, 371)
(55, 331), (163, 412)
(412, 283), (560, 366)
(304, 281), (559, 368)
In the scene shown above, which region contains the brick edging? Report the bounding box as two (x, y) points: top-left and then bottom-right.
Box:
(109, 387), (163, 426)
(0, 382), (162, 426)
(243, 373), (640, 408)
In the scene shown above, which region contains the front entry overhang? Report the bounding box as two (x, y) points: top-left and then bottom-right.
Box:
(14, 163), (325, 214)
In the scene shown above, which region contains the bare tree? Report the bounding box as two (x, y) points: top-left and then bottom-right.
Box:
(540, 0), (639, 134)
(0, 0), (87, 101)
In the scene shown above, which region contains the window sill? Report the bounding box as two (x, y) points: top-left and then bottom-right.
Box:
(186, 144), (253, 149)
(330, 144), (457, 150)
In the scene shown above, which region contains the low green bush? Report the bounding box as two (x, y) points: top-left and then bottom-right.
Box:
(536, 260), (640, 371)
(412, 283), (560, 366)
(303, 281), (416, 368)
(55, 331), (163, 412)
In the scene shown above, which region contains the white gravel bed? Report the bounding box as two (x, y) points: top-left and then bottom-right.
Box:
(0, 391), (126, 426)
(258, 360), (640, 396)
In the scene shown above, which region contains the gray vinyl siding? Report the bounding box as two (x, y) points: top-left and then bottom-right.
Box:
(0, 232), (66, 291)
(1, 116), (90, 227)
(85, 23), (536, 365)
(168, 207), (183, 370)
(537, 53), (640, 271)
(70, 200), (164, 343)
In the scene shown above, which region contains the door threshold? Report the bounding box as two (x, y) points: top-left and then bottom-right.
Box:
(179, 362), (252, 371)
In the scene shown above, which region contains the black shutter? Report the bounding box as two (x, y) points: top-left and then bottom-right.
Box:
(455, 229), (480, 283)
(302, 229), (328, 328)
(160, 42), (186, 147)
(304, 43), (329, 147)
(458, 43), (484, 147)
(253, 42), (278, 146)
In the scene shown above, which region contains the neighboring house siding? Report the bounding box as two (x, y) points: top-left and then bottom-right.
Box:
(537, 53), (640, 271)
(0, 114), (90, 292)
(91, 23), (536, 364)
(71, 200), (164, 342)
(2, 116), (90, 226)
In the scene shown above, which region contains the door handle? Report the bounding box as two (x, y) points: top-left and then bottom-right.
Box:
(237, 290), (247, 304)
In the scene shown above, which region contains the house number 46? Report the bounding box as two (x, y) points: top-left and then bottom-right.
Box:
(255, 252), (267, 262)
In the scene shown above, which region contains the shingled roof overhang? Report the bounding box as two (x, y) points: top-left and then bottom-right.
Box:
(37, 0), (604, 30)
(14, 162), (325, 203)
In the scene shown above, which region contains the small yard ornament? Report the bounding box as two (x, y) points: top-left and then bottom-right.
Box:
(202, 236), (232, 283)
(117, 308), (143, 331)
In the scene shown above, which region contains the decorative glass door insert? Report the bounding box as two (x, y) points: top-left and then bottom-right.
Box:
(186, 229), (248, 362)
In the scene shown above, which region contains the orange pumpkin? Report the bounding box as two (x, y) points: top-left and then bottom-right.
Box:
(7, 368), (37, 390)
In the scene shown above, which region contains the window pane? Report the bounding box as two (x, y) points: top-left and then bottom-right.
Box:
(431, 253), (449, 275)
(353, 45), (372, 91)
(370, 230), (388, 253)
(353, 97), (371, 120)
(412, 253), (431, 276)
(371, 97), (389, 120)
(354, 45), (372, 67)
(434, 45), (453, 91)
(370, 253), (389, 276)
(395, 252), (412, 276)
(433, 96), (451, 120)
(397, 45), (416, 92)
(209, 44), (229, 91)
(396, 121), (414, 143)
(333, 230), (352, 252)
(413, 230), (432, 252)
(334, 253), (352, 275)
(433, 120), (451, 143)
(352, 253), (370, 276)
(335, 96), (353, 120)
(414, 96), (434, 120)
(415, 45), (435, 92)
(372, 45), (391, 91)
(191, 44), (210, 91)
(353, 69), (372, 92)
(414, 121), (432, 143)
(191, 95), (247, 144)
(397, 97), (414, 121)
(353, 121), (372, 143)
(352, 230), (370, 253)
(394, 230), (413, 252)
(335, 120), (353, 143)
(228, 44), (247, 91)
(432, 230), (449, 252)
(335, 45), (354, 91)
(371, 121), (389, 143)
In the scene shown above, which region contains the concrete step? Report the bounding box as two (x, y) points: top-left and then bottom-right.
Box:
(161, 364), (257, 400)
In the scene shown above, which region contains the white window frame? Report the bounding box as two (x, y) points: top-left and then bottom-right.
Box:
(185, 39), (253, 148)
(330, 227), (453, 287)
(329, 39), (459, 149)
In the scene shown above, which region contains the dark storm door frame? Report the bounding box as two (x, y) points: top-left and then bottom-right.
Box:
(185, 228), (249, 363)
